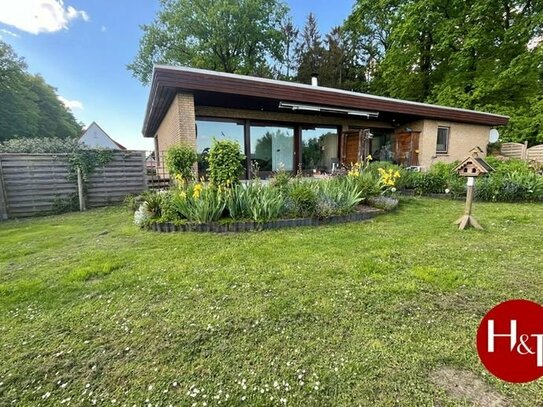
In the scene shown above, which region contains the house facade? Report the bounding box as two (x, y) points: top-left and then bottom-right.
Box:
(142, 66), (508, 178)
(80, 122), (126, 150)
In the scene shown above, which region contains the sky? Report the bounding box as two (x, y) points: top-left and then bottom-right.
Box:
(0, 0), (355, 151)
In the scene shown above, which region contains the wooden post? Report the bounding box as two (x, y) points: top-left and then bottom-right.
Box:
(0, 156), (8, 220)
(454, 176), (483, 230)
(77, 166), (86, 212)
(522, 141), (528, 160)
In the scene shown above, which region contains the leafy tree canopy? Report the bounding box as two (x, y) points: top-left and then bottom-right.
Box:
(128, 0), (289, 84)
(345, 0), (543, 144)
(0, 41), (83, 142)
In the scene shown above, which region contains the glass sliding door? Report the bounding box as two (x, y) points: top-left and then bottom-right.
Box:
(301, 127), (338, 174)
(196, 119), (245, 177)
(250, 125), (294, 174)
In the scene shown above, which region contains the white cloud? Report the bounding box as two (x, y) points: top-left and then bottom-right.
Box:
(58, 96), (83, 111)
(0, 28), (20, 38)
(0, 1), (89, 34)
(101, 25), (106, 33)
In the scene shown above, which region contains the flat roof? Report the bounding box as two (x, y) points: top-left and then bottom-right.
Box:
(143, 65), (509, 137)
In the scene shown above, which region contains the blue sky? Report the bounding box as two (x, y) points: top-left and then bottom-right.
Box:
(0, 0), (354, 150)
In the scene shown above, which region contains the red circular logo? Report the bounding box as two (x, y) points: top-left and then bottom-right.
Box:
(477, 299), (543, 383)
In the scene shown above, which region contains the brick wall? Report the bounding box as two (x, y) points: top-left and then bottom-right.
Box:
(155, 92), (196, 168)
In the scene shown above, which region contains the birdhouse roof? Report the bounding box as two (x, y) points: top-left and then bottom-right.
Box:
(454, 156), (494, 174)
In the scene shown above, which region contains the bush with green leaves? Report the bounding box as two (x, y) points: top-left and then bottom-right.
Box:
(476, 171), (543, 202)
(247, 182), (285, 223)
(485, 156), (533, 176)
(269, 165), (291, 194)
(172, 184), (225, 223)
(286, 181), (318, 218)
(349, 172), (381, 200)
(0, 137), (81, 153)
(315, 177), (365, 216)
(225, 184), (252, 220)
(207, 139), (245, 187)
(165, 143), (198, 181)
(0, 136), (114, 183)
(142, 190), (164, 218)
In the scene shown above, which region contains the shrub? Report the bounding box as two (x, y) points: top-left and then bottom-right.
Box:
(143, 191), (164, 218)
(225, 184), (252, 220)
(446, 176), (466, 198)
(475, 172), (543, 202)
(287, 181), (318, 218)
(172, 183), (225, 223)
(315, 177), (364, 216)
(412, 171), (447, 195)
(246, 183), (285, 223)
(269, 165), (291, 194)
(207, 139), (245, 187)
(349, 172), (381, 201)
(485, 156), (533, 176)
(165, 143), (198, 181)
(0, 137), (81, 153)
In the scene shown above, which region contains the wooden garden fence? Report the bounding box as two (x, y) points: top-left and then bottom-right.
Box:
(0, 151), (147, 220)
(500, 142), (543, 162)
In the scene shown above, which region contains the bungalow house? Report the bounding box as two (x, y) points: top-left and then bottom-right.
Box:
(80, 122), (126, 150)
(142, 65), (508, 178)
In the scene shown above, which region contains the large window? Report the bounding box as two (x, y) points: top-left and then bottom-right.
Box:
(250, 125), (294, 172)
(196, 119), (245, 175)
(437, 127), (449, 154)
(300, 127), (338, 173)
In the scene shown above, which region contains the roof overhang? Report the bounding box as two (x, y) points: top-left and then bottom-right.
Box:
(142, 65), (510, 138)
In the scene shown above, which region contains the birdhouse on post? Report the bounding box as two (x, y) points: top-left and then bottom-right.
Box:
(453, 149), (493, 230)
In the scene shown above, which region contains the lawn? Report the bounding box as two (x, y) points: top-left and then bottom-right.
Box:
(0, 197), (542, 406)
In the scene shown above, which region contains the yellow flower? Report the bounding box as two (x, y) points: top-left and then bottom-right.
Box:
(192, 183), (203, 199)
(366, 154), (373, 161)
(394, 171), (401, 178)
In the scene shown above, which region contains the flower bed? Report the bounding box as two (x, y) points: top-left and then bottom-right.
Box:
(148, 205), (383, 233)
(130, 141), (401, 232)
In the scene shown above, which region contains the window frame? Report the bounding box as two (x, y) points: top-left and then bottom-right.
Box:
(436, 126), (450, 154)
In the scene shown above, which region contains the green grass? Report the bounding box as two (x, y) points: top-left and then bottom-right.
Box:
(0, 197), (542, 406)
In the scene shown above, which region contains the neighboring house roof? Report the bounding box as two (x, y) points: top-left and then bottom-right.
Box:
(79, 122), (126, 150)
(142, 65), (510, 138)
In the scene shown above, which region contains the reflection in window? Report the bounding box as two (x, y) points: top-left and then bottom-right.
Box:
(250, 125), (294, 172)
(301, 127), (338, 173)
(369, 130), (393, 162)
(196, 119), (245, 176)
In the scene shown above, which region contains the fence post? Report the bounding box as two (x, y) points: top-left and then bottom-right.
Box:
(0, 156), (8, 220)
(141, 151), (148, 191)
(522, 141), (529, 160)
(77, 166), (86, 211)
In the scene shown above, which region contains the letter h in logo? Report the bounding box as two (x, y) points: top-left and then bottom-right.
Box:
(487, 320), (517, 352)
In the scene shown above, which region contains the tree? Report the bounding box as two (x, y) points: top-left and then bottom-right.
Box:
(345, 0), (543, 143)
(295, 13), (324, 85)
(0, 41), (82, 141)
(320, 26), (360, 90)
(276, 17), (299, 80)
(128, 0), (289, 84)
